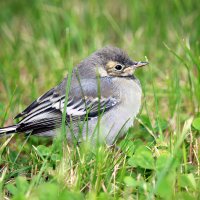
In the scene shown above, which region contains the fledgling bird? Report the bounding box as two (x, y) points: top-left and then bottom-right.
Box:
(0, 46), (148, 144)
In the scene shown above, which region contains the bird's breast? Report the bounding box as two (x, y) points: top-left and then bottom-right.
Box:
(115, 77), (142, 114)
(99, 77), (142, 144)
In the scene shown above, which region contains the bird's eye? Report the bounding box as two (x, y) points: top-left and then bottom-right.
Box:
(114, 64), (123, 71)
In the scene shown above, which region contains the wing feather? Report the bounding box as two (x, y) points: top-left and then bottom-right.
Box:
(15, 78), (119, 135)
(15, 88), (55, 119)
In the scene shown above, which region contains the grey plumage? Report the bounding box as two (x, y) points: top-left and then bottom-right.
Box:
(0, 46), (147, 144)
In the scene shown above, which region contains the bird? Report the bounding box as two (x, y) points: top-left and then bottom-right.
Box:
(0, 46), (148, 144)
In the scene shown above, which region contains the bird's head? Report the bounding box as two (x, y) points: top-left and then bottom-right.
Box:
(76, 46), (148, 78)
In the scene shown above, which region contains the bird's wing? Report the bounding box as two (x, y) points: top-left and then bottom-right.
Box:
(14, 87), (56, 119)
(15, 78), (119, 134)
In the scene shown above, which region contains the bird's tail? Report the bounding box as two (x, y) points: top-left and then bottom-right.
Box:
(0, 125), (18, 137)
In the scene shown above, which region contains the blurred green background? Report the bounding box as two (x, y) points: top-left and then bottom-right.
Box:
(0, 0), (200, 118)
(0, 0), (200, 123)
(0, 0), (200, 199)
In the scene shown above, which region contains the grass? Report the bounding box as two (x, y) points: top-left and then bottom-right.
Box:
(0, 0), (200, 199)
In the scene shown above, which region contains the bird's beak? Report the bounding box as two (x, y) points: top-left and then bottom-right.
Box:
(132, 61), (148, 69)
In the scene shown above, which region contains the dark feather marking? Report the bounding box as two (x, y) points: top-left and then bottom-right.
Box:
(15, 87), (55, 119)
